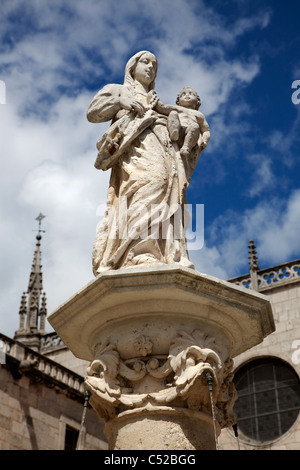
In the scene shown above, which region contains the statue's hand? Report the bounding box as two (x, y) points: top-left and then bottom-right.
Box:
(148, 90), (158, 108)
(120, 90), (146, 116)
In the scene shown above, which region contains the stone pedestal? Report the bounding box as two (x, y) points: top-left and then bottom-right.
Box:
(105, 407), (217, 450)
(48, 265), (275, 450)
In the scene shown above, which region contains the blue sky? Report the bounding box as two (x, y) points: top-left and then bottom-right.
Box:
(0, 0), (299, 337)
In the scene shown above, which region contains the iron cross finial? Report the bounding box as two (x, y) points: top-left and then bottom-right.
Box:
(35, 213), (46, 236)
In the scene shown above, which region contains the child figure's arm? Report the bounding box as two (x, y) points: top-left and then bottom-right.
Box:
(154, 99), (179, 115)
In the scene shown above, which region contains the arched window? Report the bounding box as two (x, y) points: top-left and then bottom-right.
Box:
(234, 358), (300, 442)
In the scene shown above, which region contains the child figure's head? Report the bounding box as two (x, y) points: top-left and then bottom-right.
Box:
(176, 87), (201, 110)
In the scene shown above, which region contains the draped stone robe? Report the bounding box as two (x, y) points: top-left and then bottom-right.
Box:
(87, 83), (199, 274)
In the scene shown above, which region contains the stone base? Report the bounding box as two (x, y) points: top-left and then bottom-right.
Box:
(48, 265), (275, 450)
(105, 407), (217, 450)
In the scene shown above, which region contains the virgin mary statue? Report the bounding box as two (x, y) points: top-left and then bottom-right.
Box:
(87, 51), (207, 275)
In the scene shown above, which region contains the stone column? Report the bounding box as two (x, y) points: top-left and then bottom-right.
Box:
(48, 265), (275, 450)
(105, 408), (217, 450)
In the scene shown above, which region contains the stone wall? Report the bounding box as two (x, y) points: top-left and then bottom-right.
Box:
(0, 351), (107, 450)
(219, 279), (300, 450)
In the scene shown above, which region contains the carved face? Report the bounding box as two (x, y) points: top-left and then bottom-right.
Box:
(178, 87), (199, 109)
(133, 52), (157, 87)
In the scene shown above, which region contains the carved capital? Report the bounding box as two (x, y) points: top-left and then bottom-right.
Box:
(85, 329), (237, 428)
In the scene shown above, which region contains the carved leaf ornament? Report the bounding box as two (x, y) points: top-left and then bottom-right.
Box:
(85, 330), (235, 426)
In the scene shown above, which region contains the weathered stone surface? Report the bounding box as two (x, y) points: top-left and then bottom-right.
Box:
(48, 265), (275, 449)
(87, 51), (210, 274)
(48, 265), (275, 361)
(105, 408), (217, 450)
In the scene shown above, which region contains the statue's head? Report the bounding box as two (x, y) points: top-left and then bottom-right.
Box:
(124, 51), (157, 91)
(176, 86), (201, 110)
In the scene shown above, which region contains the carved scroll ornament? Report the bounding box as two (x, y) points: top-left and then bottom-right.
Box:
(85, 329), (237, 427)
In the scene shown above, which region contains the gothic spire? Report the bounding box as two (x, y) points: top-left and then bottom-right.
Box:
(18, 292), (27, 330)
(27, 226), (44, 331)
(39, 292), (47, 332)
(14, 214), (47, 350)
(248, 240), (259, 291)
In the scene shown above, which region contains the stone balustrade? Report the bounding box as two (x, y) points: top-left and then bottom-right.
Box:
(40, 331), (65, 352)
(0, 332), (84, 396)
(229, 259), (300, 291)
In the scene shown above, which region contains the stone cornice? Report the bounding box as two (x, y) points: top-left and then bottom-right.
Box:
(48, 265), (275, 361)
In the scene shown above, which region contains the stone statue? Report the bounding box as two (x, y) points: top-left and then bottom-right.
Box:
(87, 51), (210, 275)
(48, 66), (275, 449)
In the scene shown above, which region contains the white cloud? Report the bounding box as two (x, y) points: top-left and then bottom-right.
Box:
(190, 189), (300, 279)
(246, 154), (275, 198)
(267, 106), (300, 167)
(258, 189), (300, 260)
(0, 83), (110, 336)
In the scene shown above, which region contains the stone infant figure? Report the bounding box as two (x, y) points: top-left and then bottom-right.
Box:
(155, 86), (210, 158)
